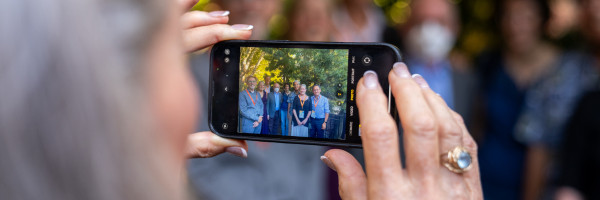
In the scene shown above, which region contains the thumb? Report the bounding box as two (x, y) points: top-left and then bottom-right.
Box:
(322, 149), (367, 200)
(187, 132), (248, 158)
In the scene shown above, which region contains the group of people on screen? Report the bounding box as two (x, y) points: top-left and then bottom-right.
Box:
(239, 75), (331, 139)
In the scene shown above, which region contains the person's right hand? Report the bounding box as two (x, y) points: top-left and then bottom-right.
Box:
(258, 116), (263, 123)
(252, 121), (259, 128)
(267, 115), (270, 120)
(321, 63), (482, 199)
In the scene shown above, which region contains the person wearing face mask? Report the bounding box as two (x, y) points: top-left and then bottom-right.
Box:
(267, 83), (283, 135)
(398, 0), (476, 124)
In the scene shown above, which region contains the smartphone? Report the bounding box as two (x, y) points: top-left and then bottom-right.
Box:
(209, 40), (401, 148)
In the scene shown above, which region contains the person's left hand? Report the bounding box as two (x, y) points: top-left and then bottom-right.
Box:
(322, 123), (326, 130)
(179, 0), (252, 159)
(179, 0), (253, 53)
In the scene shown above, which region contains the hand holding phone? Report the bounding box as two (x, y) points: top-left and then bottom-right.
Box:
(209, 40), (401, 147)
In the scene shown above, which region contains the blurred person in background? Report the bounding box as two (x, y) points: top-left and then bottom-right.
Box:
(286, 0), (335, 41)
(267, 82), (283, 135)
(332, 0), (386, 42)
(474, 0), (596, 199)
(555, 0), (600, 199)
(400, 0), (476, 124)
(258, 81), (270, 135)
(187, 1), (328, 199)
(213, 0), (282, 40)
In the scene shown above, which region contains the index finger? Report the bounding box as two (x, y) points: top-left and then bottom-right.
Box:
(356, 71), (404, 198)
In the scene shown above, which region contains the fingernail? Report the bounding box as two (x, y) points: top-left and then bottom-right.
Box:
(362, 70), (379, 89)
(226, 147), (248, 158)
(208, 10), (230, 17)
(412, 74), (429, 88)
(232, 24), (253, 31)
(393, 62), (411, 78)
(320, 156), (336, 171)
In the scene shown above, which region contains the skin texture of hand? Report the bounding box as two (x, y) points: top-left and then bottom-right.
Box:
(321, 63), (483, 199)
(253, 121), (259, 128)
(178, 0), (251, 159)
(186, 132), (248, 158)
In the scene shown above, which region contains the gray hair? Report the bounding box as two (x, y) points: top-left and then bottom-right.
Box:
(0, 0), (180, 200)
(293, 80), (301, 84)
(300, 84), (307, 89)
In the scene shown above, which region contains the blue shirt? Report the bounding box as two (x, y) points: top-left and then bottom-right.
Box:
(408, 59), (454, 109)
(282, 92), (289, 111)
(310, 95), (329, 119)
(274, 93), (280, 110)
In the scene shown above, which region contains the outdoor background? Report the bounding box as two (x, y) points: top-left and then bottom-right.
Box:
(239, 47), (349, 115)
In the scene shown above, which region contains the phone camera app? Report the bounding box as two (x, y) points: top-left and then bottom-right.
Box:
(222, 123), (229, 130)
(224, 49), (230, 55)
(224, 57), (230, 63)
(362, 55), (372, 66)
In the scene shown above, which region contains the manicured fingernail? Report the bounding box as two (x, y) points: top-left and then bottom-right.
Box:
(226, 147), (247, 158)
(393, 62), (411, 78)
(209, 10), (230, 17)
(362, 70), (379, 89)
(412, 74), (429, 88)
(232, 24), (253, 30)
(320, 156), (336, 171)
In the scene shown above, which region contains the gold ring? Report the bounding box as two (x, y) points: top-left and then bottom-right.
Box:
(441, 146), (472, 173)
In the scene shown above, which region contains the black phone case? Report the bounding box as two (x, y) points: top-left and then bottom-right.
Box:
(208, 40), (402, 148)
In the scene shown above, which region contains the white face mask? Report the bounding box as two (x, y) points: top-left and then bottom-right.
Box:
(274, 88), (280, 92)
(406, 21), (455, 63)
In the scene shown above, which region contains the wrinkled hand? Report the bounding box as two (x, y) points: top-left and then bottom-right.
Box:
(321, 63), (482, 199)
(186, 132), (248, 158)
(178, 0), (252, 53)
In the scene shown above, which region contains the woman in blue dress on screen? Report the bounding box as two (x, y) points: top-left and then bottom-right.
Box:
(258, 81), (270, 135)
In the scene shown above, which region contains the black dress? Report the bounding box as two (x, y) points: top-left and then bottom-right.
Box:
(291, 95), (312, 127)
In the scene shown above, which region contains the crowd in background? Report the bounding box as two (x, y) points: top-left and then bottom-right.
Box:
(189, 0), (600, 199)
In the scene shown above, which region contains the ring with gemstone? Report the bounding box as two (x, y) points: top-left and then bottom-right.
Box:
(441, 146), (472, 173)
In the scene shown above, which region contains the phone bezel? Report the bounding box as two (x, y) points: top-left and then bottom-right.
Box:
(208, 40), (401, 148)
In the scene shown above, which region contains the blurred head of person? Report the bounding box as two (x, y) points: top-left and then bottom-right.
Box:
(264, 75), (271, 84)
(287, 0), (334, 41)
(247, 76), (258, 91)
(284, 83), (290, 92)
(215, 0), (282, 40)
(403, 0), (459, 64)
(258, 81), (266, 92)
(580, 0), (600, 50)
(0, 0), (196, 199)
(499, 0), (551, 54)
(300, 84), (307, 95)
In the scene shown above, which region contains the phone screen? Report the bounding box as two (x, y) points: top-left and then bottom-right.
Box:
(210, 40), (400, 147)
(238, 47), (349, 139)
